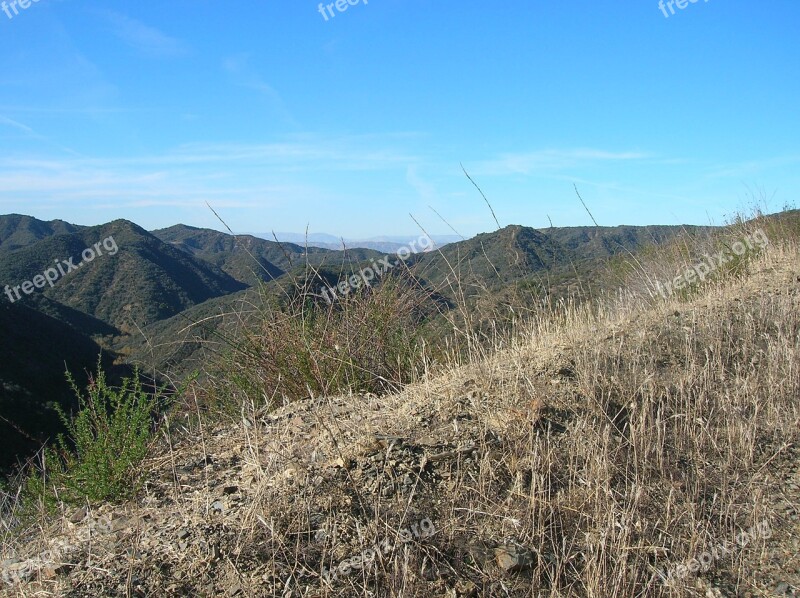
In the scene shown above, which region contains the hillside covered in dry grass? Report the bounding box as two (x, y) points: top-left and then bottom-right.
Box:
(2, 215), (799, 597)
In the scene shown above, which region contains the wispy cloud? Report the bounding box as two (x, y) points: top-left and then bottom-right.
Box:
(0, 115), (36, 135)
(0, 106), (148, 115)
(103, 11), (189, 58)
(0, 135), (421, 210)
(703, 155), (800, 180)
(0, 115), (82, 156)
(223, 54), (296, 126)
(0, 136), (417, 170)
(473, 148), (650, 175)
(406, 165), (438, 202)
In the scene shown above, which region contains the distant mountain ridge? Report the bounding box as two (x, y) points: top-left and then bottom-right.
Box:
(0, 213), (83, 254)
(263, 232), (463, 253)
(153, 224), (383, 285)
(153, 225), (314, 286)
(410, 223), (710, 296)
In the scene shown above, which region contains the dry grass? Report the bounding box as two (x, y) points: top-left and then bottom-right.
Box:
(2, 219), (799, 597)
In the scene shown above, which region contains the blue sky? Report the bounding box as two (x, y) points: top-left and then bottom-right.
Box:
(0, 0), (797, 238)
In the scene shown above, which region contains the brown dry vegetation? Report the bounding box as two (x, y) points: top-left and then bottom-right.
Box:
(2, 215), (799, 597)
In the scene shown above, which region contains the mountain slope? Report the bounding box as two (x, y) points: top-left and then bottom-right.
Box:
(0, 220), (247, 330)
(153, 225), (382, 286)
(409, 223), (707, 303)
(123, 288), (256, 378)
(0, 301), (124, 472)
(153, 225), (291, 285)
(0, 214), (83, 254)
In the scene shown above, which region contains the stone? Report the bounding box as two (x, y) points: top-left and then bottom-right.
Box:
(69, 506), (88, 524)
(494, 544), (536, 573)
(39, 564), (71, 580)
(110, 516), (131, 532)
(7, 561), (34, 583)
(455, 579), (478, 596)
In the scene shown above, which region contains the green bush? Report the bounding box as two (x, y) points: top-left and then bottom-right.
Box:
(49, 364), (156, 503)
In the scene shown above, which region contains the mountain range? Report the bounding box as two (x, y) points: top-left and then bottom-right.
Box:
(0, 212), (755, 471)
(263, 232), (463, 253)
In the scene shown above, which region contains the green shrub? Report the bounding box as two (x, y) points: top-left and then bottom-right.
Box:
(50, 364), (156, 504)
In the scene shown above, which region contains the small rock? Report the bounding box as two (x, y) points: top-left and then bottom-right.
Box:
(7, 561), (34, 583)
(69, 506), (88, 524)
(110, 515), (131, 532)
(39, 564), (70, 580)
(465, 541), (494, 566)
(557, 364), (576, 379)
(455, 579), (478, 596)
(494, 544), (537, 573)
